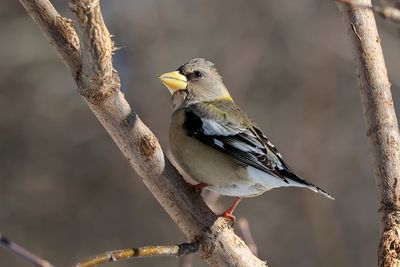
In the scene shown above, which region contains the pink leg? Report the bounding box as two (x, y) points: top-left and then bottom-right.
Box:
(220, 197), (242, 223)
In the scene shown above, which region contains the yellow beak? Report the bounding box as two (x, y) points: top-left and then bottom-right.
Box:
(159, 71), (187, 94)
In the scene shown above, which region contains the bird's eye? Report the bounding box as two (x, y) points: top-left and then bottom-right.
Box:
(193, 71), (203, 78)
(187, 70), (204, 80)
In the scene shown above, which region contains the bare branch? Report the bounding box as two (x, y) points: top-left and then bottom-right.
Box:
(0, 233), (54, 267)
(336, 0), (400, 23)
(179, 191), (221, 267)
(19, 0), (81, 75)
(18, 0), (267, 266)
(69, 0), (117, 103)
(337, 1), (400, 266)
(75, 242), (199, 267)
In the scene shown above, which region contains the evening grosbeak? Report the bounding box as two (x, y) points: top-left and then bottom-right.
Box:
(159, 58), (333, 220)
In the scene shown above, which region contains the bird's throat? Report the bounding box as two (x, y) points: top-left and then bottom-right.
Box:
(171, 90), (187, 111)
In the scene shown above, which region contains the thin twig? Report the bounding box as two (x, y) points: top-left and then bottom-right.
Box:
(0, 233), (54, 267)
(337, 1), (400, 266)
(75, 242), (199, 267)
(238, 218), (258, 256)
(336, 0), (400, 23)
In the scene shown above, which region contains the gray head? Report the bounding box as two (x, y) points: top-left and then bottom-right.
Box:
(159, 58), (232, 109)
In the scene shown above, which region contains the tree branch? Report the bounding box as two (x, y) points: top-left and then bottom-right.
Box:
(0, 233), (54, 267)
(19, 0), (81, 75)
(69, 0), (117, 103)
(337, 1), (400, 266)
(18, 0), (267, 266)
(75, 242), (199, 267)
(336, 0), (400, 23)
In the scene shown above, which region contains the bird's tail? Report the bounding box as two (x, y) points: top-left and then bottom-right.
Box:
(280, 169), (334, 200)
(307, 184), (334, 200)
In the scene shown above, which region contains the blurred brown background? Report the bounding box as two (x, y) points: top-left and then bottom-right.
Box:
(1, 0), (400, 266)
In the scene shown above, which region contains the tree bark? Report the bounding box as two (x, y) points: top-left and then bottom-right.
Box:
(337, 1), (400, 266)
(19, 0), (267, 266)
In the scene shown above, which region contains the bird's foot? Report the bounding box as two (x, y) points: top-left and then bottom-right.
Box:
(218, 197), (242, 225)
(219, 211), (236, 225)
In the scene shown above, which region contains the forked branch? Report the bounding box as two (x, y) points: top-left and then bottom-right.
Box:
(18, 0), (266, 266)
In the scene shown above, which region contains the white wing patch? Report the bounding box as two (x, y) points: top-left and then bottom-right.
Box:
(230, 139), (261, 153)
(201, 118), (243, 136)
(201, 118), (264, 153)
(213, 139), (224, 148)
(201, 117), (285, 170)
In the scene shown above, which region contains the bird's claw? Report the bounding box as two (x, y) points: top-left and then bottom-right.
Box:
(219, 211), (236, 225)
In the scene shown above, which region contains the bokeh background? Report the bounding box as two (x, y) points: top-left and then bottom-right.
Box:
(1, 0), (400, 266)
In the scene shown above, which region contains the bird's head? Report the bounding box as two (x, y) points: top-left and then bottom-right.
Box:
(159, 58), (233, 109)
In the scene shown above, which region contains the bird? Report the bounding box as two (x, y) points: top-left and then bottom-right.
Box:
(159, 58), (333, 221)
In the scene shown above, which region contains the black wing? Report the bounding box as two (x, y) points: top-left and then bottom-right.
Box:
(182, 101), (334, 200)
(183, 104), (291, 183)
